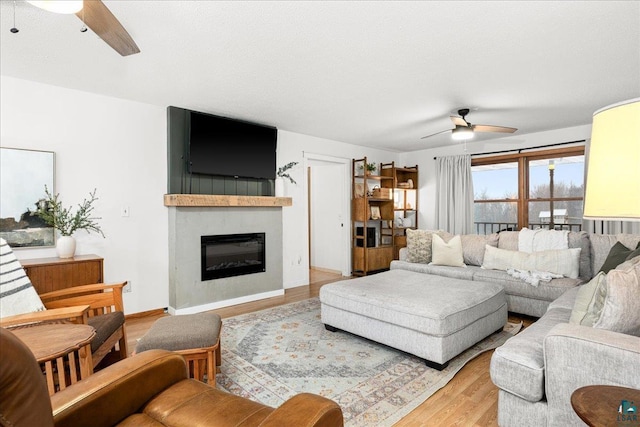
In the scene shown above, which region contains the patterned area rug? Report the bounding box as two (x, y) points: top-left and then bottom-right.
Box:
(216, 298), (521, 426)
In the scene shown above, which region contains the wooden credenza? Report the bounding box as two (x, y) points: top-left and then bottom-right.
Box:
(21, 255), (104, 294)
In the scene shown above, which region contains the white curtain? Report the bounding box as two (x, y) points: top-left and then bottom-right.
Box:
(435, 154), (475, 234)
(582, 138), (640, 235)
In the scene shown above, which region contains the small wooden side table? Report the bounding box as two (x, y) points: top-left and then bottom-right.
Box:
(571, 385), (640, 426)
(11, 323), (96, 396)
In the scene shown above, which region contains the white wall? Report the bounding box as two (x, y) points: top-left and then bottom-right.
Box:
(398, 126), (592, 230)
(276, 130), (398, 288)
(1, 76), (400, 310)
(1, 76), (168, 314)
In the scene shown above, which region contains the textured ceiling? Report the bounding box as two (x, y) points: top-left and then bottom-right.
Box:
(1, 1), (639, 152)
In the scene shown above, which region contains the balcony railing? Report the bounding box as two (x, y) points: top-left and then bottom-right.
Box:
(474, 222), (582, 235)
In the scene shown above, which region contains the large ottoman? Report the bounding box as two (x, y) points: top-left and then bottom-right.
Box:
(319, 269), (507, 369)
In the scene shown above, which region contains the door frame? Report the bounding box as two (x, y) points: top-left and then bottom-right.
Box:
(303, 152), (351, 277)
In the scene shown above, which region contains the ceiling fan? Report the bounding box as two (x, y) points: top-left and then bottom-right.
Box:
(421, 108), (517, 141)
(24, 0), (140, 56)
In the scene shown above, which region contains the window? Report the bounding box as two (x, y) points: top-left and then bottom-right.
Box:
(472, 146), (585, 234)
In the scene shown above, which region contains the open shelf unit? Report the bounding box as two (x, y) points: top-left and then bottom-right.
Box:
(381, 164), (419, 260)
(351, 158), (394, 276)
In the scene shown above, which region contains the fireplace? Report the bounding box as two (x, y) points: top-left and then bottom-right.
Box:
(201, 233), (266, 281)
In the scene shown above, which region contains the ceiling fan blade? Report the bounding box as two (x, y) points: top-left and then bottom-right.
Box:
(450, 116), (468, 127)
(472, 124), (517, 133)
(77, 0), (140, 56)
(420, 129), (452, 140)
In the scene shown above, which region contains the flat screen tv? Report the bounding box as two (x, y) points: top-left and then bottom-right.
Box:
(188, 111), (277, 180)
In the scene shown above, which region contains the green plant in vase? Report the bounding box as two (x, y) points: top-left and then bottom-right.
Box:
(277, 161), (298, 184)
(358, 162), (377, 176)
(36, 186), (104, 258)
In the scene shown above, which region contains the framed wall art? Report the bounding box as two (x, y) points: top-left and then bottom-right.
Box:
(370, 205), (381, 220)
(0, 147), (55, 248)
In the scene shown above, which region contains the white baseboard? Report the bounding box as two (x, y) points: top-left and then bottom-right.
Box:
(167, 289), (285, 315)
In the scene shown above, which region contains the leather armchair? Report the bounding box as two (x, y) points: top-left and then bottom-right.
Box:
(0, 328), (343, 427)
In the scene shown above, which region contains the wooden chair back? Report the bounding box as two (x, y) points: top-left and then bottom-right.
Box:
(40, 283), (125, 320)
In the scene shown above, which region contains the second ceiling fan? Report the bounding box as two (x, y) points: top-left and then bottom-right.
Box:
(421, 108), (517, 141)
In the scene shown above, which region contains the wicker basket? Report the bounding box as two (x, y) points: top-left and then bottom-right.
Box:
(372, 187), (392, 199)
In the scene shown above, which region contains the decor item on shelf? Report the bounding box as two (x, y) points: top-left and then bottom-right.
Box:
(358, 162), (377, 176)
(370, 206), (381, 220)
(35, 186), (104, 258)
(583, 98), (640, 221)
(407, 178), (414, 189)
(371, 186), (392, 200)
(354, 183), (366, 198)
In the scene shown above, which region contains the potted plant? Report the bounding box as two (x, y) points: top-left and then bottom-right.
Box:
(358, 162), (377, 176)
(36, 186), (104, 258)
(275, 161), (298, 196)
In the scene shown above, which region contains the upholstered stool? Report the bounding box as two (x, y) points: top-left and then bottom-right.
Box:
(135, 312), (222, 385)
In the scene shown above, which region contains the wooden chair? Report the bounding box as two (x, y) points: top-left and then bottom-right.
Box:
(0, 283), (128, 369)
(0, 238), (127, 368)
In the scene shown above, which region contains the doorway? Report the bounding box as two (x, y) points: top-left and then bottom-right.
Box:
(304, 153), (350, 279)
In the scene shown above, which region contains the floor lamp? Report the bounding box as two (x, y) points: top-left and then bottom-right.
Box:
(583, 98), (640, 223)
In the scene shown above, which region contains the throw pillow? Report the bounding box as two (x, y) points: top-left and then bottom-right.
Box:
(599, 241), (640, 274)
(569, 272), (606, 325)
(461, 233), (499, 266)
(482, 245), (581, 278)
(431, 234), (465, 267)
(580, 272), (608, 327)
(405, 229), (434, 264)
(405, 229), (452, 264)
(0, 238), (46, 318)
(593, 255), (640, 336)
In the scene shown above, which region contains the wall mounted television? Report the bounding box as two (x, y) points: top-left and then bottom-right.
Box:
(188, 110), (277, 180)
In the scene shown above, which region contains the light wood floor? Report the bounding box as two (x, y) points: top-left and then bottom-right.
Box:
(123, 269), (534, 426)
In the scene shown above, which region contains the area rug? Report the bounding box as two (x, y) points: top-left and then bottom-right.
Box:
(216, 298), (521, 426)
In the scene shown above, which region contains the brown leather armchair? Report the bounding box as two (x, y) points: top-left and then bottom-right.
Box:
(0, 328), (343, 427)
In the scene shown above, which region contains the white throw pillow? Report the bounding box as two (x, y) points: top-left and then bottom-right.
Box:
(482, 245), (581, 279)
(0, 238), (46, 318)
(431, 234), (465, 267)
(569, 272), (606, 325)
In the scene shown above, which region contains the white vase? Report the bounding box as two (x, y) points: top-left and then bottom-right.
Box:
(275, 178), (285, 197)
(56, 236), (76, 259)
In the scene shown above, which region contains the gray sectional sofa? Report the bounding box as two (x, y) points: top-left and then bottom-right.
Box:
(392, 230), (594, 318)
(392, 231), (640, 426)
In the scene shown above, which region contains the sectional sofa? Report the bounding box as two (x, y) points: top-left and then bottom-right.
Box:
(391, 230), (640, 426)
(392, 230), (597, 318)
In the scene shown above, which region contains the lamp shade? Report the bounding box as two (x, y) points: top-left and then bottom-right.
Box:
(583, 98), (640, 221)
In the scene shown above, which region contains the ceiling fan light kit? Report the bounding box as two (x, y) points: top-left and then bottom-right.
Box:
(26, 0), (83, 14)
(451, 125), (474, 141)
(16, 0), (140, 56)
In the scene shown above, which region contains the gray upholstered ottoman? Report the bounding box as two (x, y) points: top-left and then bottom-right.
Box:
(135, 312), (222, 385)
(319, 269), (507, 369)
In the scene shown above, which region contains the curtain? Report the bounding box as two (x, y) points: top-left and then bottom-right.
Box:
(435, 154), (475, 234)
(582, 138), (640, 235)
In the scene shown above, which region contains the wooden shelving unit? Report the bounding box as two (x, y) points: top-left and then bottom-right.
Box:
(351, 158), (395, 276)
(381, 163), (419, 260)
